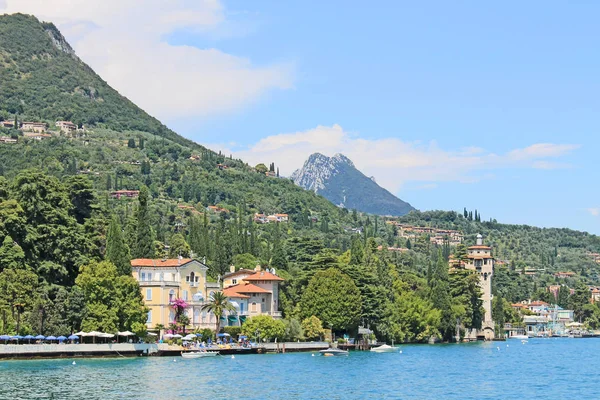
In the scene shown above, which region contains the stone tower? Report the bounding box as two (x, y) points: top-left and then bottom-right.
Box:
(464, 234), (495, 340)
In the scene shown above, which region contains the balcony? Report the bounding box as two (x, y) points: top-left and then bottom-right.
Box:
(139, 280), (179, 287)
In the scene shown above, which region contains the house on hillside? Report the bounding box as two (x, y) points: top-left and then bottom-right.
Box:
(554, 271), (576, 279)
(131, 257), (218, 330)
(0, 136), (17, 144)
(221, 265), (284, 326)
(110, 190), (140, 199)
(206, 205), (229, 214)
(21, 122), (46, 133)
(56, 120), (77, 134)
(0, 121), (15, 129)
(23, 132), (52, 140)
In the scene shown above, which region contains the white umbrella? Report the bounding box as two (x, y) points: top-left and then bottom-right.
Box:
(75, 331), (87, 336)
(118, 331), (135, 336)
(172, 334), (183, 339)
(147, 332), (157, 336)
(84, 331), (102, 337)
(183, 335), (196, 341)
(163, 333), (174, 339)
(100, 333), (114, 338)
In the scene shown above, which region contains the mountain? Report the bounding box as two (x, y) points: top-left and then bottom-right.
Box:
(291, 153), (415, 216)
(0, 13), (200, 150)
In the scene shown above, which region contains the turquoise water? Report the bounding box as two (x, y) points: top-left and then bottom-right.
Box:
(0, 339), (597, 399)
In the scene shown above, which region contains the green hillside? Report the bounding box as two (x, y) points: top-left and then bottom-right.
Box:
(0, 13), (200, 150)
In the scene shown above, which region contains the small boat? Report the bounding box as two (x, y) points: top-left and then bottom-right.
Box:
(181, 351), (219, 359)
(508, 334), (528, 340)
(319, 348), (349, 357)
(370, 344), (398, 353)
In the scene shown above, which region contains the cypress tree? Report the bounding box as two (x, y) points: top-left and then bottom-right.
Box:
(106, 215), (132, 275)
(429, 251), (454, 341)
(132, 186), (155, 258)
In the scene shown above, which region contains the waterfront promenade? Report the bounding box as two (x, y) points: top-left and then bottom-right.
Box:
(0, 341), (330, 359)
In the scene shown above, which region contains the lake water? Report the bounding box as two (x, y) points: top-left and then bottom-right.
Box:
(0, 338), (598, 399)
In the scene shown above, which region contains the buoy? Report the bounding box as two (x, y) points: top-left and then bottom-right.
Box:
(399, 350), (402, 354)
(173, 359), (176, 362)
(506, 344), (509, 347)
(497, 347), (500, 351)
(231, 355), (235, 359)
(311, 354), (315, 357)
(72, 361), (76, 365)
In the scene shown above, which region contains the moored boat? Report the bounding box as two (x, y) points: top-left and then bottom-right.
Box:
(508, 334), (528, 340)
(370, 344), (398, 353)
(319, 348), (349, 357)
(181, 351), (219, 359)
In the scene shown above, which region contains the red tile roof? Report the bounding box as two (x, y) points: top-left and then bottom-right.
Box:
(223, 269), (256, 279)
(234, 283), (271, 293)
(131, 258), (193, 267)
(243, 271), (285, 282)
(468, 245), (492, 250)
(223, 286), (250, 298)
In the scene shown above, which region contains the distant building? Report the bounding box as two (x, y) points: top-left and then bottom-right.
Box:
(131, 258), (215, 330)
(221, 265), (284, 324)
(554, 271), (576, 279)
(0, 121), (14, 129)
(110, 190), (140, 199)
(464, 234), (495, 340)
(0, 136), (17, 144)
(253, 213), (288, 223)
(56, 121), (77, 134)
(23, 132), (52, 140)
(206, 205), (229, 214)
(21, 122), (46, 133)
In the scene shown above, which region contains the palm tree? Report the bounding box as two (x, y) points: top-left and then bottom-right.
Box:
(200, 292), (236, 336)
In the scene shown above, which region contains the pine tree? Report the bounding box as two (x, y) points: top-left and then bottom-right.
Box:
(106, 215), (132, 275)
(132, 186), (155, 258)
(350, 236), (364, 265)
(13, 114), (17, 129)
(429, 251), (454, 341)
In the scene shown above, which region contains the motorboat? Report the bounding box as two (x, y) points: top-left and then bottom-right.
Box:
(508, 334), (528, 340)
(181, 351), (219, 359)
(370, 344), (398, 353)
(319, 348), (349, 357)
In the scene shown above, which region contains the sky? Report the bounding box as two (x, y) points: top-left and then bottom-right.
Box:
(2, 1), (599, 233)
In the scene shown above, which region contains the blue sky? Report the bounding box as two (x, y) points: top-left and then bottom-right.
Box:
(3, 1), (599, 233)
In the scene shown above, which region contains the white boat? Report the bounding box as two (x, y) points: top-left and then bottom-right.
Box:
(370, 344), (398, 353)
(319, 348), (349, 357)
(508, 334), (528, 340)
(181, 351), (219, 359)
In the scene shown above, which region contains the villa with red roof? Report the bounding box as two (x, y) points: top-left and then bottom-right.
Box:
(221, 265), (284, 326)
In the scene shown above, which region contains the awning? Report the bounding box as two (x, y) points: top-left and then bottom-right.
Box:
(239, 316), (247, 324)
(227, 315), (238, 323)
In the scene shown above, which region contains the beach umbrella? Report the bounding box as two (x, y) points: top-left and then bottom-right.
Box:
(57, 336), (67, 342)
(45, 336), (57, 341)
(172, 334), (183, 339)
(11, 335), (23, 341)
(0, 335), (11, 341)
(217, 333), (230, 337)
(163, 333), (174, 339)
(68, 335), (79, 341)
(34, 335), (45, 340)
(23, 335), (34, 344)
(75, 331), (86, 336)
(118, 331), (135, 336)
(146, 332), (157, 336)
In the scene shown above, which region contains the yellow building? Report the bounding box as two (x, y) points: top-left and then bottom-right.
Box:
(131, 258), (219, 330)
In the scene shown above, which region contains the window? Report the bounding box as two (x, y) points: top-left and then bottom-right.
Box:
(169, 290), (175, 303)
(186, 276), (190, 282)
(146, 288), (152, 301)
(232, 279), (237, 285)
(183, 290), (188, 301)
(140, 272), (146, 281)
(146, 310), (152, 324)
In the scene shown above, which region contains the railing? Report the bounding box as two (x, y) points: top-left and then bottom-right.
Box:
(138, 280), (179, 287)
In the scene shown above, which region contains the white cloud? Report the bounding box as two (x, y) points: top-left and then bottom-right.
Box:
(588, 208), (600, 217)
(210, 124), (579, 194)
(1, 0), (293, 119)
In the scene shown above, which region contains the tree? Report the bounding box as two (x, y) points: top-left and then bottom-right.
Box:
(127, 138), (136, 148)
(168, 233), (190, 258)
(106, 216), (132, 275)
(241, 315), (285, 342)
(200, 292), (236, 335)
(255, 163), (268, 174)
(284, 318), (303, 341)
(569, 282), (591, 321)
(133, 186), (155, 258)
(0, 268), (38, 333)
(301, 315), (324, 340)
(429, 251), (454, 341)
(232, 253), (257, 270)
(75, 260), (147, 332)
(557, 285), (570, 309)
(300, 268), (362, 333)
(0, 236), (26, 271)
